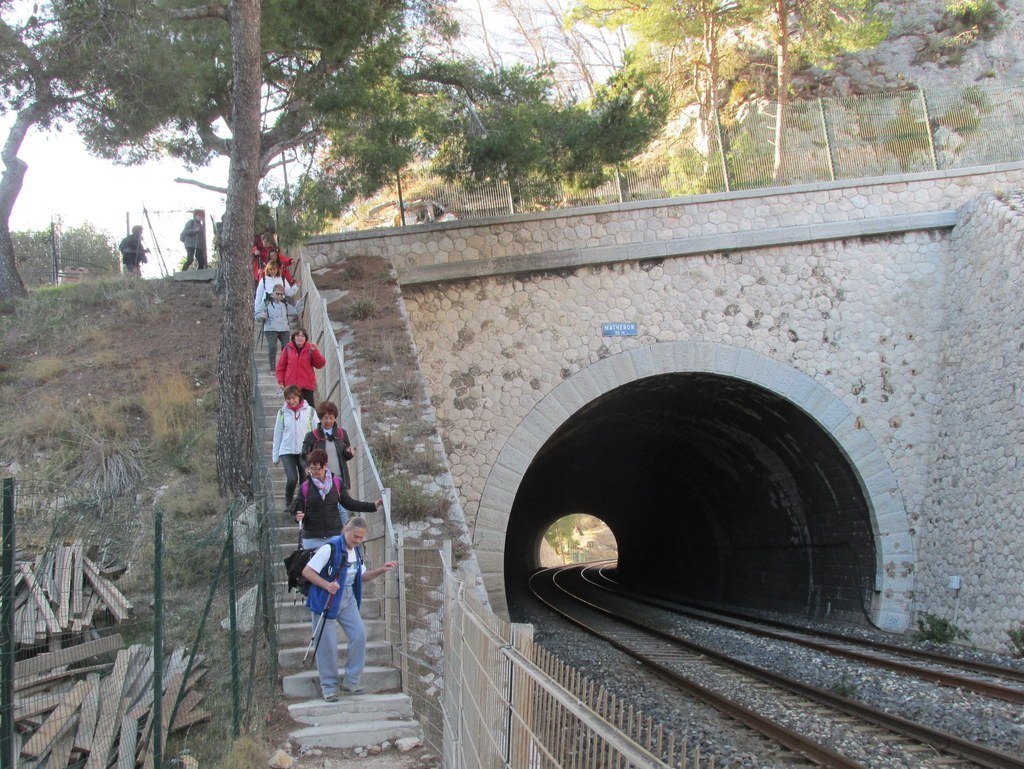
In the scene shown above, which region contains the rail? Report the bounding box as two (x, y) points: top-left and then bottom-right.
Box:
(294, 255), (402, 659)
(358, 83), (1024, 228)
(441, 555), (718, 768)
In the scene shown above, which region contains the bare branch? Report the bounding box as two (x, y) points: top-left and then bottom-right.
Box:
(174, 177), (228, 193)
(165, 3), (228, 22)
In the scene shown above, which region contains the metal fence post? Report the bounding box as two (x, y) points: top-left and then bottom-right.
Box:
(504, 180), (515, 215)
(227, 509), (240, 738)
(714, 112), (731, 193)
(818, 98), (837, 181)
(152, 507), (164, 769)
(1, 478), (14, 769)
(919, 89), (939, 171)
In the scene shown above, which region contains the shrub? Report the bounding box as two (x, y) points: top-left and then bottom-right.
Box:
(1008, 624), (1024, 658)
(346, 297), (378, 320)
(912, 612), (970, 643)
(381, 370), (421, 401)
(387, 476), (450, 524)
(371, 431), (404, 468)
(405, 448), (445, 477)
(20, 356), (66, 385)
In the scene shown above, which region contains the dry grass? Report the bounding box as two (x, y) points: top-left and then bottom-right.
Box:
(20, 356), (66, 385)
(141, 373), (206, 445)
(379, 370), (421, 401)
(345, 296), (379, 320)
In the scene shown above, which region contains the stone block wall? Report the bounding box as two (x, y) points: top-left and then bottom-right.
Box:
(307, 168), (1024, 647)
(305, 164), (1024, 273)
(400, 230), (951, 626)
(919, 193), (1024, 652)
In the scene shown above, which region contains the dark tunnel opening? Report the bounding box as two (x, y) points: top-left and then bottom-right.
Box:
(505, 373), (878, 627)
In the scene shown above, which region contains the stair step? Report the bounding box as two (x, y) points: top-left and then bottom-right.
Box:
(276, 597), (380, 623)
(289, 718), (422, 749)
(279, 639), (392, 670)
(282, 665), (400, 699)
(288, 693), (413, 725)
(277, 618), (385, 646)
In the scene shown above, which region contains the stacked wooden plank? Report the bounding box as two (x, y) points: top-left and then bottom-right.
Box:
(15, 636), (210, 769)
(13, 543), (133, 646)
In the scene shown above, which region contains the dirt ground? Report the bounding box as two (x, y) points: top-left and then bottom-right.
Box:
(261, 701), (441, 769)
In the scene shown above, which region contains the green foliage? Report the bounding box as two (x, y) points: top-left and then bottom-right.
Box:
(12, 223), (119, 288)
(912, 612), (970, 643)
(346, 297), (379, 320)
(430, 64), (667, 190)
(387, 476), (450, 524)
(943, 0), (1004, 38)
(1008, 625), (1024, 658)
(544, 515), (581, 560)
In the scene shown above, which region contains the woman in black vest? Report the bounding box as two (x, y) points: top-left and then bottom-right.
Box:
(292, 449), (379, 549)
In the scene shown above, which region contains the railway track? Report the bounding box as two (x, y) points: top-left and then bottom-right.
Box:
(528, 564), (1024, 769)
(580, 565), (1024, 705)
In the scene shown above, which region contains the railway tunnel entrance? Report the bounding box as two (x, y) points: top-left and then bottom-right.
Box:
(504, 371), (884, 628)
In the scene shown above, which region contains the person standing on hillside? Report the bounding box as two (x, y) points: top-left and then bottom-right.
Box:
(179, 209), (207, 270)
(118, 225), (148, 276)
(301, 516), (396, 700)
(276, 328), (325, 407)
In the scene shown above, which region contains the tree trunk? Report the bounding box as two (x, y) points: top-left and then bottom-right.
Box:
(0, 108), (43, 300)
(215, 0), (262, 498)
(772, 0), (790, 183)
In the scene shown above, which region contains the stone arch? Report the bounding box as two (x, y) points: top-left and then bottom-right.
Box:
(475, 340), (914, 631)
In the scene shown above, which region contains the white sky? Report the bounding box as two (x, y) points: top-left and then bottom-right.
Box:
(9, 122), (231, 279)
(6, 0), (621, 280)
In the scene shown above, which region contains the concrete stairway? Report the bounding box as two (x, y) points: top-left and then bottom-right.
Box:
(257, 363), (421, 749)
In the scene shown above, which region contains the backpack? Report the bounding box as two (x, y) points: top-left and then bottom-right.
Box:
(284, 540), (347, 595)
(299, 475), (342, 506)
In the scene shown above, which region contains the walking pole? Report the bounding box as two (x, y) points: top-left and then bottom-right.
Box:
(303, 590), (335, 665)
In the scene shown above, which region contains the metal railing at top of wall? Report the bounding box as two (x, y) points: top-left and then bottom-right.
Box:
(376, 83), (1024, 225)
(293, 256), (401, 650)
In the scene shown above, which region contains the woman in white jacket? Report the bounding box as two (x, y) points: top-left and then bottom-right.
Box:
(254, 260), (299, 307)
(272, 385), (319, 515)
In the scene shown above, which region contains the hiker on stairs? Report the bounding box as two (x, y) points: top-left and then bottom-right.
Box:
(273, 386), (320, 517)
(301, 516), (397, 701)
(292, 448), (380, 549)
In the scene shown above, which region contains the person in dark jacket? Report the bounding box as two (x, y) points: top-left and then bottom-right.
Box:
(179, 209), (207, 270)
(118, 226), (149, 275)
(301, 401), (355, 488)
(292, 449), (380, 549)
(276, 328), (325, 407)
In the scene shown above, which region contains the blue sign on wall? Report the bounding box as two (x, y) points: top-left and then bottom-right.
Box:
(602, 322), (638, 337)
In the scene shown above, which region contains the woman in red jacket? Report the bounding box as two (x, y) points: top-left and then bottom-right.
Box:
(276, 328), (326, 407)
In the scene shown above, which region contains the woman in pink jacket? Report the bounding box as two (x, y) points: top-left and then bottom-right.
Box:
(276, 327), (326, 407)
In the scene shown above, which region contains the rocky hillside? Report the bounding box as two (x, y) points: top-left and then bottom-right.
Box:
(802, 0), (1024, 95)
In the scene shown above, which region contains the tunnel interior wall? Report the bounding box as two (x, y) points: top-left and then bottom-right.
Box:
(504, 374), (878, 624)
